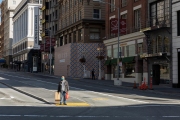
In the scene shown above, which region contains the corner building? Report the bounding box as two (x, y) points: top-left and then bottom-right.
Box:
(12, 0), (42, 72)
(104, 0), (148, 84)
(54, 0), (106, 78)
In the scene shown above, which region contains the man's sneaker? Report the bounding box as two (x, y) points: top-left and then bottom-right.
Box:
(64, 103), (67, 105)
(60, 103), (62, 105)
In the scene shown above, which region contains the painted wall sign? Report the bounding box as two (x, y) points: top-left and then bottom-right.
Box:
(34, 7), (40, 50)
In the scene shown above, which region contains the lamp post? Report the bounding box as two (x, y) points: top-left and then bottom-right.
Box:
(97, 47), (103, 80)
(100, 0), (122, 85)
(49, 29), (52, 75)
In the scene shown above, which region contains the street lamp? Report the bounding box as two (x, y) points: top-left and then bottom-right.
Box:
(99, 0), (122, 85)
(45, 29), (52, 75)
(97, 47), (103, 80)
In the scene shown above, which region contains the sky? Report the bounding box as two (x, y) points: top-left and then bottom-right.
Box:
(0, 0), (2, 4)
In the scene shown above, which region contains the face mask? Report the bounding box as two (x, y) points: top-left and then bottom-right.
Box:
(61, 78), (64, 80)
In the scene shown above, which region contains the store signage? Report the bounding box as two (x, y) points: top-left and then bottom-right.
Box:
(60, 59), (65, 63)
(110, 18), (126, 35)
(140, 53), (163, 58)
(154, 61), (168, 64)
(34, 7), (40, 50)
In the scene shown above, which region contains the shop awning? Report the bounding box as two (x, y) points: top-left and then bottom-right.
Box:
(122, 57), (135, 63)
(105, 60), (111, 65)
(0, 59), (6, 63)
(111, 59), (117, 65)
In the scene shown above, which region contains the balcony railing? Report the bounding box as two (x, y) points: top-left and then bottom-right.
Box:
(140, 14), (170, 32)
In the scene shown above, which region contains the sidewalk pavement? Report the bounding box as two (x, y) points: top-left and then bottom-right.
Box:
(1, 68), (180, 97)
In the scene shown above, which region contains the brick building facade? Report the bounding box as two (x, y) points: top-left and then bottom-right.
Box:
(103, 0), (148, 84)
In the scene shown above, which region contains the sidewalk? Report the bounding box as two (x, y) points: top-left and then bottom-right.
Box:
(1, 68), (180, 97)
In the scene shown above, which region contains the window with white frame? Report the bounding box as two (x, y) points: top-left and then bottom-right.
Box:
(110, 0), (115, 12)
(93, 9), (101, 19)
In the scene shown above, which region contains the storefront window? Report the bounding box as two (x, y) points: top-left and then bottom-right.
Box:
(129, 44), (135, 56)
(138, 43), (143, 54)
(113, 47), (118, 58)
(160, 63), (170, 82)
(113, 47), (122, 58)
(107, 46), (112, 59)
(124, 63), (136, 78)
(164, 37), (169, 52)
(124, 45), (135, 57)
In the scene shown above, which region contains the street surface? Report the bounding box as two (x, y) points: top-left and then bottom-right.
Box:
(0, 69), (180, 120)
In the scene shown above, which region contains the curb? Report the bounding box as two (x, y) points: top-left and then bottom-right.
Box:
(0, 81), (51, 104)
(1, 69), (180, 97)
(75, 79), (180, 97)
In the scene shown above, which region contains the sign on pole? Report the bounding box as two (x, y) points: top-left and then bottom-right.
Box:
(34, 7), (40, 50)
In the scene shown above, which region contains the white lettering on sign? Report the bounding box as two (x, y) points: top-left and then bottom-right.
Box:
(60, 59), (65, 63)
(58, 53), (68, 59)
(34, 7), (40, 50)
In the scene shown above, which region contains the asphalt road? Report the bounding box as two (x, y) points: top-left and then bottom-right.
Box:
(0, 70), (180, 120)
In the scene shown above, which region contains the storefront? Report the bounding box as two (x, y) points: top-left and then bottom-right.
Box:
(104, 32), (146, 84)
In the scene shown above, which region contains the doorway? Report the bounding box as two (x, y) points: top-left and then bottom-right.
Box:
(178, 52), (180, 87)
(152, 64), (160, 85)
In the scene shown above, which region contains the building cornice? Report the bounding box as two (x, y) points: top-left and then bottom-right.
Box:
(103, 32), (145, 46)
(56, 19), (105, 35)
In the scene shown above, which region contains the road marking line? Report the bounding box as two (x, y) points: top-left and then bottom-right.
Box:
(92, 98), (108, 101)
(0, 115), (180, 118)
(55, 102), (90, 106)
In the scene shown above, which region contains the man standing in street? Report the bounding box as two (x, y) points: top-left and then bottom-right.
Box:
(92, 69), (95, 80)
(57, 76), (69, 105)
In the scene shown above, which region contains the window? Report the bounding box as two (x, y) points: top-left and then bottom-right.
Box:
(74, 0), (76, 5)
(89, 29), (100, 40)
(74, 31), (76, 42)
(137, 43), (143, 54)
(13, 0), (16, 4)
(78, 29), (82, 41)
(177, 11), (180, 36)
(65, 2), (68, 12)
(93, 9), (101, 19)
(69, 33), (71, 43)
(125, 63), (136, 78)
(107, 46), (112, 59)
(164, 37), (169, 52)
(74, 14), (76, 22)
(124, 45), (135, 57)
(69, 0), (72, 8)
(113, 46), (122, 58)
(150, 0), (170, 26)
(134, 9), (141, 31)
(110, 0), (115, 12)
(121, 0), (127, 7)
(79, 10), (81, 20)
(121, 14), (127, 19)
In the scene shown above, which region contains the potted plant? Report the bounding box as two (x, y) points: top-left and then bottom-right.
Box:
(79, 57), (86, 63)
(96, 56), (105, 60)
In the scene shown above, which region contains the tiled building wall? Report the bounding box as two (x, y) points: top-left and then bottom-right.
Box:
(70, 43), (106, 78)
